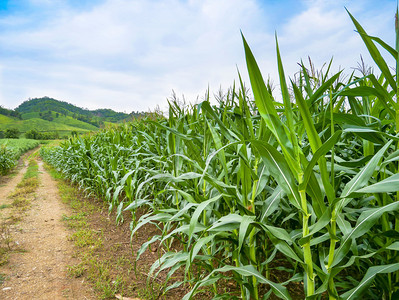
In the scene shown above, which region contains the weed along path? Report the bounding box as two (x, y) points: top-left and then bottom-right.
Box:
(0, 156), (94, 300)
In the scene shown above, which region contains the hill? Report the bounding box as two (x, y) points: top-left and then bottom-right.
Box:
(1, 97), (145, 138)
(16, 97), (132, 126)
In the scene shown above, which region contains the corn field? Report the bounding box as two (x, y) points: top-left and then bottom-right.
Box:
(41, 10), (399, 299)
(0, 139), (39, 175)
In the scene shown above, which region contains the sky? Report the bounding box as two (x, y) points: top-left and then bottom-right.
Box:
(0, 0), (396, 113)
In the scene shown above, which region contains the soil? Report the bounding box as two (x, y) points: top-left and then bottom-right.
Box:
(0, 153), (94, 299)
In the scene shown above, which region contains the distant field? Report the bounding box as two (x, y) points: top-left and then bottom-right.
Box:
(51, 115), (98, 131)
(0, 138), (39, 175)
(0, 117), (94, 136)
(0, 138), (40, 156)
(21, 111), (98, 131)
(0, 114), (14, 124)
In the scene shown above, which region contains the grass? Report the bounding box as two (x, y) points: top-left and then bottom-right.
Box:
(0, 117), (94, 135)
(21, 111), (99, 130)
(9, 159), (39, 210)
(0, 115), (14, 125)
(0, 157), (39, 269)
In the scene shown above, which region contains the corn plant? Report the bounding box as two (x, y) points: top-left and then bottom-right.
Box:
(40, 8), (399, 300)
(0, 139), (39, 175)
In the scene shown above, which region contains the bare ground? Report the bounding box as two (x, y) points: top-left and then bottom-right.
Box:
(0, 155), (94, 299)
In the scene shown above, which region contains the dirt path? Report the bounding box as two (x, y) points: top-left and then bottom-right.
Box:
(0, 160), (28, 206)
(0, 157), (94, 299)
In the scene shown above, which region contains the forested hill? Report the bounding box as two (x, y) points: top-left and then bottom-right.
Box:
(0, 97), (146, 138)
(16, 97), (134, 124)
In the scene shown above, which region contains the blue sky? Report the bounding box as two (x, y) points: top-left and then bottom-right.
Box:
(0, 0), (396, 112)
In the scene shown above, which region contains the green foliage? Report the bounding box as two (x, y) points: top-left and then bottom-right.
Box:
(4, 128), (20, 139)
(1, 98), (140, 139)
(0, 106), (21, 119)
(0, 145), (16, 175)
(0, 139), (39, 175)
(0, 117), (91, 137)
(16, 97), (135, 124)
(40, 8), (399, 300)
(25, 129), (59, 140)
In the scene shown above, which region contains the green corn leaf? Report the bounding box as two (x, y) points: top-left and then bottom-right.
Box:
(215, 265), (292, 300)
(331, 112), (366, 126)
(292, 81), (322, 152)
(347, 9), (396, 91)
(299, 208), (331, 246)
(276, 34), (298, 151)
(265, 225), (293, 243)
(342, 127), (385, 144)
(182, 274), (223, 300)
(292, 81), (335, 204)
(136, 235), (161, 261)
(242, 33), (296, 169)
(339, 79), (398, 115)
(131, 212), (173, 237)
(332, 201), (399, 267)
(162, 224), (207, 244)
(209, 214), (244, 232)
(186, 234), (219, 274)
(365, 33), (397, 58)
(309, 71), (342, 106)
(341, 263), (399, 299)
(260, 186), (284, 222)
(300, 130), (342, 191)
(266, 229), (303, 263)
(386, 241), (399, 250)
(354, 173), (399, 194)
(251, 140), (302, 210)
(153, 252), (189, 278)
(206, 119), (228, 176)
(188, 234), (217, 265)
(200, 101), (238, 142)
(238, 215), (256, 252)
(340, 140), (393, 200)
(188, 195), (222, 243)
(123, 198), (150, 211)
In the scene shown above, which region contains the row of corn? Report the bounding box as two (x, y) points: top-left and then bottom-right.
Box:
(0, 139), (39, 175)
(41, 10), (399, 299)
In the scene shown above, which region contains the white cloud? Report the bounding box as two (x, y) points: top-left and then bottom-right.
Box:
(0, 0), (396, 112)
(1, 0), (267, 111)
(251, 0), (397, 99)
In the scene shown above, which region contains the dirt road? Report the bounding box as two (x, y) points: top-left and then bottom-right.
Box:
(0, 155), (94, 299)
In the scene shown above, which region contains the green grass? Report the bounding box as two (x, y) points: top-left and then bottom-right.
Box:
(51, 115), (99, 131)
(20, 112), (41, 120)
(21, 111), (99, 131)
(0, 118), (92, 134)
(0, 115), (14, 125)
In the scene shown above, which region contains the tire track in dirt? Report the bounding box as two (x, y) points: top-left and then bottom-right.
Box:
(0, 158), (94, 299)
(0, 160), (28, 206)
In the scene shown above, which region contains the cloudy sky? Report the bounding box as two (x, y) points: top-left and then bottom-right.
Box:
(0, 0), (396, 113)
